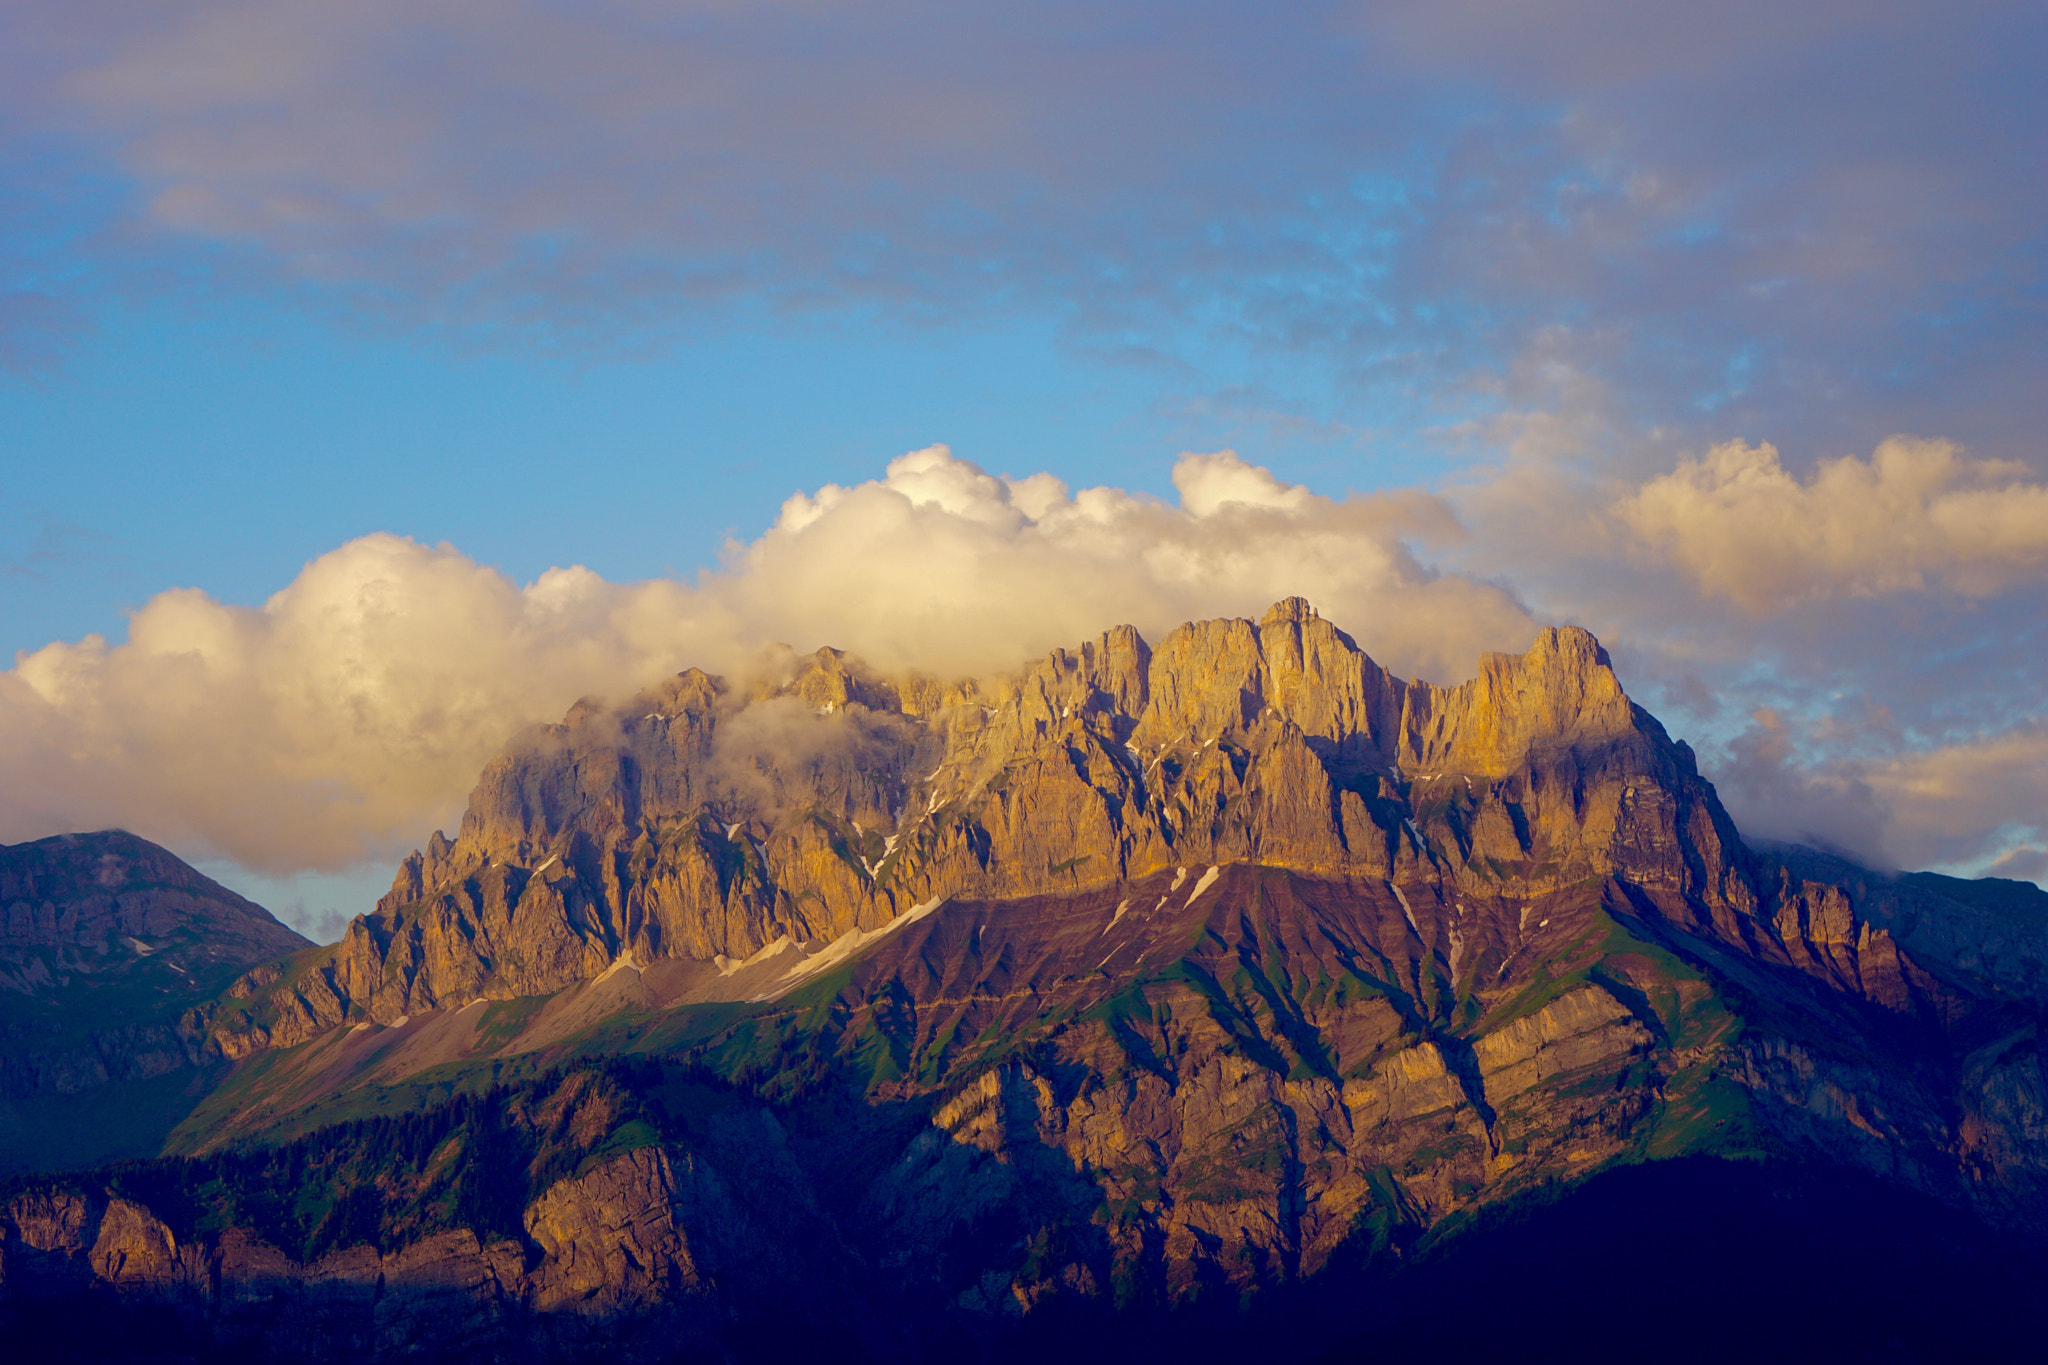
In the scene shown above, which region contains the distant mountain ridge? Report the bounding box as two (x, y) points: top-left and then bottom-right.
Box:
(0, 830), (309, 1174)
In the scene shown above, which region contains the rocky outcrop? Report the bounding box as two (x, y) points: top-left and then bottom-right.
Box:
(0, 1071), (872, 1365)
(1342, 1043), (1466, 1126)
(0, 1160), (681, 1360)
(1471, 985), (1652, 1102)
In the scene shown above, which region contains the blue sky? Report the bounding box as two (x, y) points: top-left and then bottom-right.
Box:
(4, 1), (2045, 934)
(4, 298), (1160, 646)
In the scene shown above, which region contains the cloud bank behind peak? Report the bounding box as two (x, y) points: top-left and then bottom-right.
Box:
(0, 448), (1535, 873)
(9, 437), (2048, 890)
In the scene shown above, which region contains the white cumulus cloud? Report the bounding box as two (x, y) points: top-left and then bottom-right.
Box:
(0, 447), (1534, 874)
(1618, 437), (2048, 610)
(8, 437), (2044, 891)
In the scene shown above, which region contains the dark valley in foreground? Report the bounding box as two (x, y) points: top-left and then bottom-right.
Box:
(3, 599), (2046, 1361)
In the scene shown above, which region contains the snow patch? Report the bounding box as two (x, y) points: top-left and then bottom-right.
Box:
(760, 895), (949, 999)
(594, 952), (642, 985)
(729, 943), (780, 973)
(1388, 882), (1421, 937)
(124, 936), (155, 955)
(1185, 866), (1221, 907)
(533, 854), (558, 874)
(1105, 899), (1130, 933)
(719, 936), (797, 976)
(1170, 866), (1188, 891)
(724, 822), (742, 840)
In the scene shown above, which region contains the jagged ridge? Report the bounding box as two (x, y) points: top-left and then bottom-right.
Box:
(239, 600), (1754, 1045)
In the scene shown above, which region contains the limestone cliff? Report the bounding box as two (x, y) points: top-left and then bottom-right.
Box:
(226, 601), (1751, 1044)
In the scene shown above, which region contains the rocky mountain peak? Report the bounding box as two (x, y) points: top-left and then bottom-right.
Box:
(1130, 602), (1394, 760)
(1259, 594), (1320, 627)
(773, 645), (902, 714)
(28, 605), (2046, 1364)
(1399, 623), (1636, 779)
(18, 636), (2048, 1362)
(222, 601), (1760, 1041)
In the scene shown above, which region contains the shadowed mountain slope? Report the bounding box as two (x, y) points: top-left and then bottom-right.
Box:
(0, 831), (310, 1174)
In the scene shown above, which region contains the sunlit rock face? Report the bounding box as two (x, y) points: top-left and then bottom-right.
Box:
(244, 599), (1757, 1041)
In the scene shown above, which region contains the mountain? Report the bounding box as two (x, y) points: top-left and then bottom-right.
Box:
(0, 830), (311, 1174)
(4, 602), (2047, 1362)
(210, 601), (1755, 1042)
